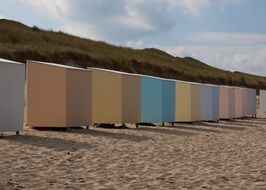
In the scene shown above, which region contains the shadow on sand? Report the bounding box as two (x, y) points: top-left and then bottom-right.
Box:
(171, 124), (225, 133)
(70, 128), (152, 142)
(2, 134), (94, 152)
(136, 126), (197, 136)
(200, 122), (246, 131)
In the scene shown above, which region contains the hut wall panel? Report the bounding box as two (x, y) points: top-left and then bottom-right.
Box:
(242, 88), (247, 117)
(162, 80), (176, 122)
(66, 69), (92, 126)
(191, 84), (201, 121)
(122, 75), (141, 123)
(247, 89), (256, 116)
(229, 88), (235, 118)
(212, 86), (220, 121)
(201, 85), (213, 121)
(235, 88), (243, 118)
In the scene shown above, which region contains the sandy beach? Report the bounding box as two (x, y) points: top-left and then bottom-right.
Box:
(1, 116), (266, 190)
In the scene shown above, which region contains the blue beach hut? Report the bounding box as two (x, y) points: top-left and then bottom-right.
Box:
(140, 75), (163, 123)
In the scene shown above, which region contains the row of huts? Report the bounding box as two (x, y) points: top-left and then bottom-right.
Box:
(0, 58), (265, 134)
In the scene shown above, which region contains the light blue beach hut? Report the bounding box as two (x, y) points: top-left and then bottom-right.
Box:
(140, 75), (163, 123)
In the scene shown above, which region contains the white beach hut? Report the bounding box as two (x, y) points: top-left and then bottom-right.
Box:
(0, 58), (25, 134)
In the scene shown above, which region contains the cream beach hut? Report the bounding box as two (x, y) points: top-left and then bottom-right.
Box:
(88, 67), (123, 124)
(175, 80), (201, 122)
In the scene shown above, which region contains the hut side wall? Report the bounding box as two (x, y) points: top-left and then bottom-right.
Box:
(191, 84), (201, 121)
(141, 77), (163, 123)
(247, 89), (256, 116)
(212, 86), (220, 121)
(162, 80), (176, 122)
(201, 85), (213, 121)
(122, 75), (141, 123)
(27, 61), (67, 127)
(0, 62), (25, 132)
(235, 88), (243, 118)
(229, 88), (235, 119)
(242, 88), (247, 117)
(66, 69), (92, 126)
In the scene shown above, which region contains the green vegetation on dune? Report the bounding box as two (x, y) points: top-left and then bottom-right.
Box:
(0, 19), (266, 89)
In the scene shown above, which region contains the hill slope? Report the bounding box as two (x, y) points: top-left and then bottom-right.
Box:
(0, 19), (266, 89)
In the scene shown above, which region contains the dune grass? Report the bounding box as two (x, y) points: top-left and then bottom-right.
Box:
(0, 19), (266, 89)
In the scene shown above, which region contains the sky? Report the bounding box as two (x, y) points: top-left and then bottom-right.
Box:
(0, 0), (266, 76)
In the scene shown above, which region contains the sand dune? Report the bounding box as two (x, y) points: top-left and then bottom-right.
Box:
(1, 117), (266, 189)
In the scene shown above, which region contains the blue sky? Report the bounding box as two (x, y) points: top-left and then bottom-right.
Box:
(1, 0), (266, 76)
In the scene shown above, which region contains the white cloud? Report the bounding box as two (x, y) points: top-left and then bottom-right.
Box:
(168, 0), (247, 16)
(187, 32), (266, 44)
(20, 0), (176, 41)
(158, 44), (266, 76)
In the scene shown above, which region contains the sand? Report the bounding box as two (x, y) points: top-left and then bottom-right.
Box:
(1, 116), (266, 190)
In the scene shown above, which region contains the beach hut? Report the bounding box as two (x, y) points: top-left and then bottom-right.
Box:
(88, 67), (123, 124)
(27, 60), (91, 128)
(140, 75), (163, 123)
(201, 84), (220, 121)
(0, 58), (25, 134)
(175, 81), (201, 122)
(260, 90), (266, 114)
(162, 79), (176, 123)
